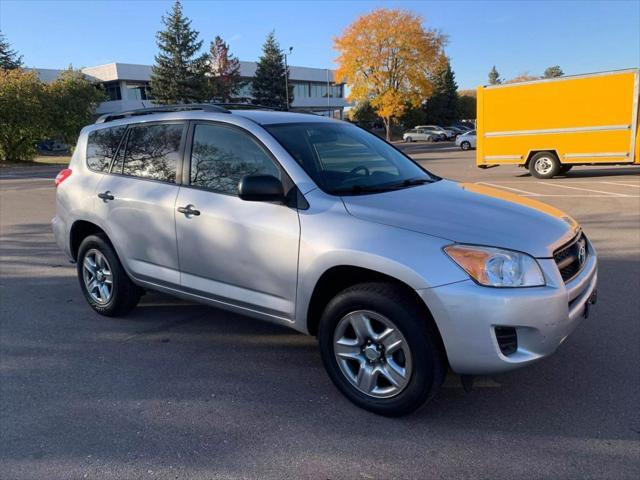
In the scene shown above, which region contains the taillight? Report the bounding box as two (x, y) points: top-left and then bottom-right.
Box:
(55, 168), (72, 188)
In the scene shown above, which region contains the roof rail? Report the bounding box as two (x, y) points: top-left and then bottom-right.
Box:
(215, 103), (278, 111)
(95, 103), (230, 124)
(217, 103), (321, 115)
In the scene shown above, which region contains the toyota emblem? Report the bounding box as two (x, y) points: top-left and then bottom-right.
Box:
(577, 240), (587, 265)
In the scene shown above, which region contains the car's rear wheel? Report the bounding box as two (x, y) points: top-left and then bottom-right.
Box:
(77, 235), (141, 316)
(318, 282), (445, 416)
(529, 151), (561, 179)
(460, 141), (471, 151)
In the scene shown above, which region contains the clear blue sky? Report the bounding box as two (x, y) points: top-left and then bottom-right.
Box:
(1, 0), (638, 89)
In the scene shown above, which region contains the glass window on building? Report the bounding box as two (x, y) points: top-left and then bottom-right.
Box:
(293, 82), (310, 99)
(103, 82), (121, 101)
(236, 81), (253, 100)
(310, 83), (329, 98)
(126, 82), (152, 101)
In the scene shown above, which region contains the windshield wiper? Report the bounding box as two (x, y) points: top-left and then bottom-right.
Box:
(397, 177), (433, 187)
(331, 184), (398, 195)
(332, 177), (434, 195)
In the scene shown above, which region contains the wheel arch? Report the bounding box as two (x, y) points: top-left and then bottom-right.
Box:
(524, 149), (560, 168)
(305, 265), (447, 364)
(69, 220), (109, 261)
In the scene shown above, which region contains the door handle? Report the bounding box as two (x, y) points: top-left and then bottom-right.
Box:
(177, 204), (200, 216)
(97, 191), (114, 201)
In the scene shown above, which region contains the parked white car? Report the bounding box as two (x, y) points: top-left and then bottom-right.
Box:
(415, 125), (455, 140)
(402, 129), (435, 142)
(455, 130), (476, 150)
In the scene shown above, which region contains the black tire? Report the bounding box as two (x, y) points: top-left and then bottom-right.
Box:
(318, 282), (446, 417)
(559, 164), (573, 175)
(460, 141), (471, 151)
(529, 151), (561, 179)
(77, 234), (141, 316)
(405, 136), (413, 143)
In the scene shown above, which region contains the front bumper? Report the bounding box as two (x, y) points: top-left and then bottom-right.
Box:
(418, 240), (598, 375)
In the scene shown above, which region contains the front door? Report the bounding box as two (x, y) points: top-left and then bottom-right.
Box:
(175, 122), (300, 320)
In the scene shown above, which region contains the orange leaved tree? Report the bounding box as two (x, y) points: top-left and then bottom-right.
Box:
(334, 9), (446, 140)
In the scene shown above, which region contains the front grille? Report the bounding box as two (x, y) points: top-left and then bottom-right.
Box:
(495, 327), (517, 356)
(554, 233), (587, 282)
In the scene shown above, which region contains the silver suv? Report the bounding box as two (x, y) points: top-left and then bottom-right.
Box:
(53, 105), (598, 416)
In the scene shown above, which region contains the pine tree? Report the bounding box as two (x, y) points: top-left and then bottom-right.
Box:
(423, 59), (459, 125)
(206, 36), (242, 102)
(543, 65), (564, 78)
(0, 32), (23, 70)
(150, 0), (207, 104)
(251, 32), (293, 109)
(488, 65), (501, 85)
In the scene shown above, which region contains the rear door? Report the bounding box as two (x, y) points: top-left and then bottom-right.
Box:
(416, 129), (430, 141)
(175, 121), (300, 320)
(95, 121), (186, 288)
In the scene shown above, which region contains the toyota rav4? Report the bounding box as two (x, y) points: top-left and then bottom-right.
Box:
(53, 105), (598, 416)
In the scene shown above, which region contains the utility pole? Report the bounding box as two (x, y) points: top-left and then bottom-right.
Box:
(326, 68), (331, 117)
(284, 46), (293, 111)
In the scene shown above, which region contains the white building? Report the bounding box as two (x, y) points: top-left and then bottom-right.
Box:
(34, 62), (349, 118)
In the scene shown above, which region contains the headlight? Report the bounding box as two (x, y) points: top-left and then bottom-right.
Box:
(444, 244), (545, 287)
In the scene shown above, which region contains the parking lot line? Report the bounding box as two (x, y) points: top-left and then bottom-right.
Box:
(599, 181), (640, 188)
(536, 182), (633, 197)
(475, 180), (640, 184)
(479, 182), (541, 196)
(476, 181), (640, 198)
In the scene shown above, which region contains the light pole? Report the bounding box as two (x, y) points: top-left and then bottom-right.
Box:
(284, 46), (293, 111)
(326, 68), (331, 117)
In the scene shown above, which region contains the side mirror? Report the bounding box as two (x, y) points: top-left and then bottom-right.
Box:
(238, 175), (285, 203)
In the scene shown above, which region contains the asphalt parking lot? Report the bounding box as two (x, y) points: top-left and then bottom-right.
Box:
(1, 144), (639, 479)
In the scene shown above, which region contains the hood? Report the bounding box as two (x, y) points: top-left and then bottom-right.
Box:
(341, 179), (580, 258)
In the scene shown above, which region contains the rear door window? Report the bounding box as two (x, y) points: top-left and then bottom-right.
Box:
(121, 123), (185, 182)
(86, 126), (126, 172)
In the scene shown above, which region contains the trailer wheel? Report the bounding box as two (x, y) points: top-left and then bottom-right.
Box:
(529, 152), (560, 179)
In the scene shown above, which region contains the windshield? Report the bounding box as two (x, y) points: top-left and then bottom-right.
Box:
(265, 122), (436, 195)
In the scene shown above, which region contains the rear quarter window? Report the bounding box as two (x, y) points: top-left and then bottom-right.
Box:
(86, 126), (127, 172)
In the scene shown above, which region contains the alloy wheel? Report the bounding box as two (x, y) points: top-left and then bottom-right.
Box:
(333, 310), (413, 398)
(82, 249), (113, 304)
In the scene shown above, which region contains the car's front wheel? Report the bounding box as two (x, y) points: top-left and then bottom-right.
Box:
(460, 141), (471, 151)
(318, 282), (445, 416)
(77, 235), (141, 316)
(404, 136), (413, 143)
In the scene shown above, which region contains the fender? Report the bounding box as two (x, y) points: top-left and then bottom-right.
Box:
(294, 190), (468, 332)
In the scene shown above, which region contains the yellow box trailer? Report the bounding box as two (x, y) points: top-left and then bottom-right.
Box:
(476, 69), (639, 178)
